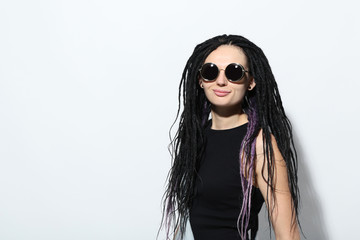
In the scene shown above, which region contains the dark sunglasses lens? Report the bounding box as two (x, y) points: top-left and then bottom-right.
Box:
(225, 63), (244, 82)
(201, 63), (218, 81)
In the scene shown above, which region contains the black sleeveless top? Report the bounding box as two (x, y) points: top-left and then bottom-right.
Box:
(189, 123), (264, 240)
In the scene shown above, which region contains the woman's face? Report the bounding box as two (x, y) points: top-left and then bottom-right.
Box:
(200, 45), (255, 110)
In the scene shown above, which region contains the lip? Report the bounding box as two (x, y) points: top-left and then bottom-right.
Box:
(213, 89), (231, 97)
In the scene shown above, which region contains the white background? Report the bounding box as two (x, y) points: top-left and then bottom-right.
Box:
(1, 0), (359, 239)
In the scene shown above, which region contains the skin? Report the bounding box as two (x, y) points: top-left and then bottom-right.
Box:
(200, 45), (300, 239)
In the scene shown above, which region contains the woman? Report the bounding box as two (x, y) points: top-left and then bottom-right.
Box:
(161, 34), (300, 240)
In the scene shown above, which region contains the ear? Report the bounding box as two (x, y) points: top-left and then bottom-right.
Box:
(199, 79), (204, 88)
(248, 77), (256, 91)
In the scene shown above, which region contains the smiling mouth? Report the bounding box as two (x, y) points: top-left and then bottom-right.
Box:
(213, 89), (231, 97)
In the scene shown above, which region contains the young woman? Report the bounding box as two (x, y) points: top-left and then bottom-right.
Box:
(161, 34), (300, 240)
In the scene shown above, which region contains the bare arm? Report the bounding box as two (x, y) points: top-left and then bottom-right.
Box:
(255, 132), (300, 240)
(173, 225), (179, 240)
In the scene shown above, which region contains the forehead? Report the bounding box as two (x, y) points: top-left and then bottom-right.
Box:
(204, 45), (248, 67)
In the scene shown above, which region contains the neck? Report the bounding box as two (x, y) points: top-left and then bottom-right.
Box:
(210, 105), (248, 130)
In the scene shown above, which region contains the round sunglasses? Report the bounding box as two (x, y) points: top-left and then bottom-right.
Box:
(199, 63), (249, 82)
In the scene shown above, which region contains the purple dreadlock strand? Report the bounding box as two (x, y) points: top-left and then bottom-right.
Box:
(238, 95), (258, 240)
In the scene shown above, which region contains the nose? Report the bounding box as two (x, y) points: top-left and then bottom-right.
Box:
(216, 68), (227, 86)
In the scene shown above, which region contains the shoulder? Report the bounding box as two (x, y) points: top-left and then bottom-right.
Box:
(255, 129), (282, 158)
(254, 129), (287, 186)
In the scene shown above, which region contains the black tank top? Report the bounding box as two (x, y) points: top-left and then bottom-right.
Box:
(189, 122), (264, 240)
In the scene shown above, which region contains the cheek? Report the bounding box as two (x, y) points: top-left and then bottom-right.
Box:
(233, 87), (248, 101)
(203, 88), (212, 100)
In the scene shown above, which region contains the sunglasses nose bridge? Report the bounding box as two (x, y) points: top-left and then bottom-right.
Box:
(215, 68), (228, 85)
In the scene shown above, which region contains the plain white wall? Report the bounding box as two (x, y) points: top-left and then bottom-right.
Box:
(0, 0), (359, 239)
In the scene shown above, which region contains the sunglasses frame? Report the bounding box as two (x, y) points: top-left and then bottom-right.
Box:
(199, 62), (249, 82)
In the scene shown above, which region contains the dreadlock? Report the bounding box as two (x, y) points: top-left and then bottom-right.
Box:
(159, 34), (300, 240)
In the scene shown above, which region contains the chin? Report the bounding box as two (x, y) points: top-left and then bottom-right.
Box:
(210, 101), (242, 109)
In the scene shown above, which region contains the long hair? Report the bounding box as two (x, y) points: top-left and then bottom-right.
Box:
(160, 34), (300, 240)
